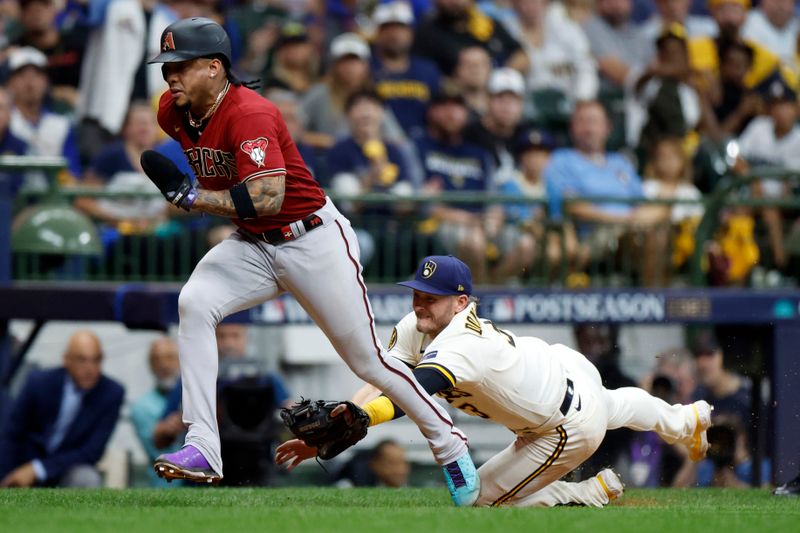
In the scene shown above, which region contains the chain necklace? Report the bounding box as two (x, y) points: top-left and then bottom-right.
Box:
(187, 80), (230, 128)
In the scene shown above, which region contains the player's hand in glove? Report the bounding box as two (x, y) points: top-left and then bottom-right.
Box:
(140, 150), (197, 211)
(280, 399), (370, 460)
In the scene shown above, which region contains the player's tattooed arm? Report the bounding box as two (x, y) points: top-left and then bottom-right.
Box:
(193, 175), (286, 218)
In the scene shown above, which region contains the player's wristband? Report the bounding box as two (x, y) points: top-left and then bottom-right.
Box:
(230, 182), (258, 220)
(362, 396), (396, 426)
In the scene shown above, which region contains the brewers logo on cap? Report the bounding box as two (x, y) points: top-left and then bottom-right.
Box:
(422, 260), (437, 279)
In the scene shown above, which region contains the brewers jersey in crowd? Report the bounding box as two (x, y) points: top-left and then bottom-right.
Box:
(388, 302), (570, 435)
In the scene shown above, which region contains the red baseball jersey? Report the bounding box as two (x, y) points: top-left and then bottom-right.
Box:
(158, 85), (325, 233)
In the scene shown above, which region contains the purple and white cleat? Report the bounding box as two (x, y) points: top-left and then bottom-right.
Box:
(154, 445), (221, 485)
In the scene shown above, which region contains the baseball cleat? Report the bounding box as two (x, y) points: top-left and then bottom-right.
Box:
(596, 469), (624, 501)
(773, 475), (800, 496)
(154, 445), (222, 485)
(443, 451), (480, 507)
(687, 401), (714, 462)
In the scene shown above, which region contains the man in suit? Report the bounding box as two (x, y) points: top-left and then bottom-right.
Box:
(0, 330), (125, 487)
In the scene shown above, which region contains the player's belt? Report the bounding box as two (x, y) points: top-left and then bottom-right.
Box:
(559, 378), (574, 416)
(255, 214), (324, 244)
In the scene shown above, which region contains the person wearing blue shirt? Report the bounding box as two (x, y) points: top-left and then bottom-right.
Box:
(544, 100), (666, 225)
(0, 86), (28, 194)
(130, 337), (182, 487)
(371, 2), (442, 140)
(0, 330), (124, 488)
(415, 88), (497, 282)
(6, 47), (82, 183)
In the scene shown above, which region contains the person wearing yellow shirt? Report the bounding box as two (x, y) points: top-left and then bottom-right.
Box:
(688, 0), (784, 89)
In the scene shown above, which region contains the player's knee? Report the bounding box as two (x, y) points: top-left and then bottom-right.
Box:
(178, 283), (221, 324)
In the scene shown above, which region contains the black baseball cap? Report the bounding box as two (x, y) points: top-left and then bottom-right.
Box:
(690, 331), (721, 357)
(276, 22), (309, 49)
(514, 128), (556, 157)
(148, 17), (233, 66)
(757, 69), (798, 103)
(397, 255), (472, 296)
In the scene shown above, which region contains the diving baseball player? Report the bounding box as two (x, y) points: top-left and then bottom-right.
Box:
(276, 255), (713, 507)
(142, 18), (478, 505)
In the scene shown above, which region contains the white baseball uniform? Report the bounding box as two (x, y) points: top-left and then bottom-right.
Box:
(389, 302), (702, 507)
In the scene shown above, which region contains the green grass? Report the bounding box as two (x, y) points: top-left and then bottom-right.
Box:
(0, 488), (797, 533)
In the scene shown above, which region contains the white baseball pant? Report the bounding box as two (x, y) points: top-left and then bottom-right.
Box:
(176, 198), (467, 475)
(475, 344), (701, 507)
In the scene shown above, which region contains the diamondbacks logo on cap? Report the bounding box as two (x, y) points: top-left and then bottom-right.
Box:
(240, 137), (269, 168)
(422, 260), (437, 279)
(162, 32), (175, 52)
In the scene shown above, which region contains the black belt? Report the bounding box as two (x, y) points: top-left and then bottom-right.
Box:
(254, 214), (324, 244)
(559, 378), (574, 416)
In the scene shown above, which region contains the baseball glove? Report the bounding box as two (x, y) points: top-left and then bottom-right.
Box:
(140, 150), (197, 210)
(280, 399), (370, 460)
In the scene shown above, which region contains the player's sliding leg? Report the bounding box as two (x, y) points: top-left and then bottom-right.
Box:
(474, 410), (608, 508)
(603, 388), (713, 461)
(514, 470), (624, 507)
(548, 343), (713, 462)
(278, 214), (478, 505)
(154, 235), (281, 483)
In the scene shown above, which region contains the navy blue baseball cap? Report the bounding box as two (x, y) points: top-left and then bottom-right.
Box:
(397, 255), (472, 296)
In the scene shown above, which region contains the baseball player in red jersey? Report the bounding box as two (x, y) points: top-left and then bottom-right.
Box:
(141, 17), (479, 505)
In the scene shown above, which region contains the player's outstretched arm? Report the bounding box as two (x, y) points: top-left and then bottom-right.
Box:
(194, 175), (286, 218)
(275, 439), (317, 470)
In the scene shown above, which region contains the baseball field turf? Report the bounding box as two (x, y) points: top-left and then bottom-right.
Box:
(1, 487), (797, 532)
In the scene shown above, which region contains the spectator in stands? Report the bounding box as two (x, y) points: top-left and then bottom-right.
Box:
(266, 89), (318, 179)
(412, 0), (527, 76)
(327, 90), (416, 266)
(261, 22), (320, 95)
(626, 24), (705, 159)
(77, 0), (176, 157)
(10, 0), (89, 110)
(415, 88), (497, 282)
(690, 331), (751, 430)
(572, 323), (636, 479)
(0, 330), (124, 488)
(74, 101), (169, 235)
(6, 46), (81, 188)
(0, 86), (28, 194)
(301, 32), (405, 149)
(641, 137), (704, 284)
(490, 128), (560, 282)
(707, 39), (760, 138)
(642, 347), (697, 405)
(741, 0), (798, 68)
(371, 1), (442, 139)
(688, 0), (781, 91)
(640, 0), (718, 43)
(544, 101), (666, 228)
(451, 46), (493, 117)
(464, 67), (529, 180)
(509, 0), (599, 103)
(334, 439), (410, 488)
(583, 0), (654, 90)
(130, 337), (182, 487)
(736, 70), (800, 271)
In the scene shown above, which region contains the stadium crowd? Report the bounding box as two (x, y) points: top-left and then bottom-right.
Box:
(0, 0), (799, 288)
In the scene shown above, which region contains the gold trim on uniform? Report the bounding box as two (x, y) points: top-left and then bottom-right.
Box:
(491, 425), (568, 507)
(415, 363), (456, 388)
(388, 327), (398, 351)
